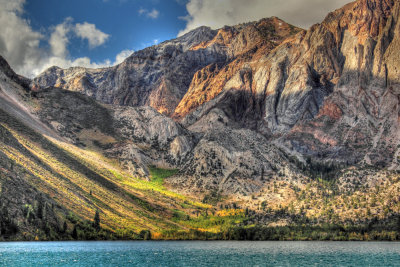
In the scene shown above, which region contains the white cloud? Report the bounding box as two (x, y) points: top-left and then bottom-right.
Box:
(138, 8), (160, 19)
(0, 0), (129, 78)
(179, 0), (351, 36)
(138, 8), (147, 15)
(49, 17), (73, 57)
(114, 49), (134, 64)
(147, 9), (159, 19)
(0, 0), (43, 76)
(2, 0), (25, 13)
(74, 22), (110, 48)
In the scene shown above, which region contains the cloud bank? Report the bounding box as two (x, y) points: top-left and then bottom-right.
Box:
(179, 0), (351, 36)
(0, 0), (131, 78)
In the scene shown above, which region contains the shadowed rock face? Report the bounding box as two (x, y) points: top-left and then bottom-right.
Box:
(285, 0), (400, 169)
(33, 26), (223, 115)
(10, 0), (400, 196)
(169, 0), (400, 193)
(33, 18), (300, 117)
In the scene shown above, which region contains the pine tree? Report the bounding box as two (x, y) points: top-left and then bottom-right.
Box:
(72, 225), (78, 239)
(397, 215), (400, 233)
(93, 210), (100, 230)
(37, 197), (44, 220)
(62, 221), (68, 233)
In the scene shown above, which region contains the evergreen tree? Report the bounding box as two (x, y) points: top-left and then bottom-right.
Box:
(140, 230), (151, 240)
(62, 221), (68, 233)
(93, 210), (100, 230)
(37, 197), (44, 220)
(397, 215), (400, 233)
(72, 225), (78, 239)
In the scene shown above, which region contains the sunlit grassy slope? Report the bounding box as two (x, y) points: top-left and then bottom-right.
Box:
(0, 108), (244, 239)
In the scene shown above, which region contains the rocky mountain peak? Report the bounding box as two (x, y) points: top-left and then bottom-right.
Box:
(0, 55), (31, 89)
(33, 16), (300, 117)
(321, 0), (395, 43)
(176, 26), (217, 50)
(29, 0), (400, 194)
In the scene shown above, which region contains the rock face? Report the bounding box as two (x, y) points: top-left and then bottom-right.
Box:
(285, 0), (400, 169)
(34, 19), (300, 116)
(171, 0), (400, 192)
(18, 0), (400, 195)
(34, 26), (224, 115)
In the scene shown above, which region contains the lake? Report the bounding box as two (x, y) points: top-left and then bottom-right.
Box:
(0, 241), (399, 266)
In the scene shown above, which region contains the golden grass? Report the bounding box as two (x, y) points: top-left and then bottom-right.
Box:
(0, 122), (222, 235)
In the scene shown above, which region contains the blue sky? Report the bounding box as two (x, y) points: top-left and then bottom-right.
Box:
(0, 0), (351, 77)
(24, 0), (188, 63)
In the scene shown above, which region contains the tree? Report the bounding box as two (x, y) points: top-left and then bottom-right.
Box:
(37, 197), (44, 220)
(62, 221), (68, 233)
(140, 230), (152, 240)
(93, 210), (101, 230)
(397, 215), (400, 233)
(72, 225), (78, 239)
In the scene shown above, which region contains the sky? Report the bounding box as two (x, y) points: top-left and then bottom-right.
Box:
(0, 0), (351, 78)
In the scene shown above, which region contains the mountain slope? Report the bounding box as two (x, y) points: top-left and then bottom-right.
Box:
(284, 0), (400, 168)
(0, 56), (227, 240)
(29, 0), (400, 192)
(1, 0), (400, 240)
(34, 19), (301, 116)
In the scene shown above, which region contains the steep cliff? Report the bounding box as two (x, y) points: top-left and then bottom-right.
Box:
(1, 0), (400, 240)
(32, 0), (400, 193)
(34, 19), (300, 116)
(285, 0), (400, 169)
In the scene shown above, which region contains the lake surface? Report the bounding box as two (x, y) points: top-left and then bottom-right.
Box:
(0, 241), (399, 266)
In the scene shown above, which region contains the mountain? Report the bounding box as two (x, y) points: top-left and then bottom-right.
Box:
(34, 18), (300, 116)
(1, 0), (400, 240)
(0, 55), (214, 240)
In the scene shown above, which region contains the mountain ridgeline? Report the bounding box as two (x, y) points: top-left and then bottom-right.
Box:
(1, 0), (400, 240)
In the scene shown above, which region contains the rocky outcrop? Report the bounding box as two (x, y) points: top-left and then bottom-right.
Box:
(285, 0), (400, 170)
(29, 87), (196, 178)
(33, 26), (226, 115)
(168, 110), (296, 194)
(34, 18), (300, 118)
(0, 56), (30, 89)
(12, 0), (400, 195)
(173, 17), (301, 121)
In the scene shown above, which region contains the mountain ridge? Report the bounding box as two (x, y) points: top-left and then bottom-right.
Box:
(1, 0), (400, 240)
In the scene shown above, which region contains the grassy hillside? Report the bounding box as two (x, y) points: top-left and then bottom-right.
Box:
(0, 106), (249, 240)
(1, 103), (400, 241)
(0, 78), (399, 241)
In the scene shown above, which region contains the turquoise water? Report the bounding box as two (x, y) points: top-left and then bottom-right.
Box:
(0, 241), (399, 266)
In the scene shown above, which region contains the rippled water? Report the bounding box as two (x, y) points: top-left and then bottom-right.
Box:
(0, 241), (399, 266)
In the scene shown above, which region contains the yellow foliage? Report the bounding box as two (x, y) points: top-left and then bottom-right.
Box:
(216, 209), (244, 217)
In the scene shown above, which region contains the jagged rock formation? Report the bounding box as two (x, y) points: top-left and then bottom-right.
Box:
(34, 26), (225, 115)
(12, 0), (400, 196)
(172, 0), (400, 191)
(0, 56), (215, 240)
(34, 18), (300, 117)
(285, 0), (400, 168)
(2, 0), (400, 241)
